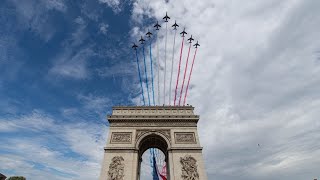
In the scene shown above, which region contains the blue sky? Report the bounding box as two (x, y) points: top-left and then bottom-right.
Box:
(1, 0), (320, 180)
(1, 0), (137, 179)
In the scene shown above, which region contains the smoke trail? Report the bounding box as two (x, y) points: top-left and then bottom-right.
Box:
(183, 48), (198, 105)
(150, 41), (155, 105)
(174, 36), (185, 106)
(149, 148), (153, 169)
(163, 22), (168, 105)
(157, 36), (160, 105)
(142, 45), (151, 106)
(169, 30), (177, 105)
(152, 149), (160, 180)
(178, 43), (192, 105)
(135, 49), (145, 105)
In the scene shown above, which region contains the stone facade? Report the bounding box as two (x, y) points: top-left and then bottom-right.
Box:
(99, 106), (208, 180)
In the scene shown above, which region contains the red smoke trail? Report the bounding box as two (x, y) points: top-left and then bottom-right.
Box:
(174, 37), (185, 106)
(183, 48), (198, 105)
(178, 43), (192, 106)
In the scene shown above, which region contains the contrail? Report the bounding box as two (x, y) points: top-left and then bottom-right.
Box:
(142, 45), (151, 106)
(178, 42), (192, 106)
(163, 12), (170, 105)
(149, 41), (155, 105)
(169, 28), (177, 105)
(174, 36), (185, 106)
(183, 47), (198, 105)
(134, 49), (145, 105)
(154, 22), (161, 105)
(157, 37), (160, 105)
(164, 22), (168, 105)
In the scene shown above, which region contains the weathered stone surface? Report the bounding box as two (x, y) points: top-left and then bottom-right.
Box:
(99, 106), (208, 180)
(108, 156), (125, 180)
(180, 155), (199, 180)
(175, 132), (196, 144)
(110, 132), (132, 143)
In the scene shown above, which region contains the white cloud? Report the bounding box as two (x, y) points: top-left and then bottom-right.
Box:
(130, 0), (320, 179)
(99, 23), (109, 35)
(74, 16), (85, 25)
(9, 0), (67, 42)
(77, 93), (111, 119)
(49, 47), (93, 80)
(0, 111), (108, 180)
(98, 0), (122, 13)
(0, 110), (54, 132)
(44, 0), (67, 11)
(96, 61), (135, 77)
(48, 16), (94, 80)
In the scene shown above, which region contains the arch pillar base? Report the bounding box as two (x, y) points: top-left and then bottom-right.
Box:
(100, 148), (138, 180)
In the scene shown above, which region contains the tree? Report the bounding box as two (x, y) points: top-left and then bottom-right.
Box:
(6, 176), (26, 180)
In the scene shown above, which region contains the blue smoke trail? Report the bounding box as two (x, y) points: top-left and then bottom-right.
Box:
(135, 49), (145, 105)
(142, 45), (151, 106)
(149, 148), (153, 172)
(150, 42), (155, 105)
(152, 149), (160, 180)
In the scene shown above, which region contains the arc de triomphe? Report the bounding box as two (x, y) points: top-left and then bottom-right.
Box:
(99, 106), (208, 180)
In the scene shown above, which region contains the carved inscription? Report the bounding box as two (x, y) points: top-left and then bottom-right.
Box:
(180, 155), (199, 180)
(108, 156), (125, 180)
(111, 132), (132, 143)
(175, 132), (196, 144)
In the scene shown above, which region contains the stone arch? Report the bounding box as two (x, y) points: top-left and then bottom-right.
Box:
(135, 131), (171, 153)
(99, 106), (208, 180)
(135, 131), (171, 179)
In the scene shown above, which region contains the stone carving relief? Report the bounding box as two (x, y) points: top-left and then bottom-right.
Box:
(111, 133), (132, 143)
(136, 129), (171, 142)
(175, 132), (196, 143)
(180, 155), (199, 180)
(159, 130), (171, 141)
(108, 156), (125, 180)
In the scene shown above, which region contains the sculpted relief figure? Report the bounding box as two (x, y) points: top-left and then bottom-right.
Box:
(108, 156), (124, 180)
(112, 133), (131, 142)
(180, 155), (199, 180)
(176, 133), (195, 143)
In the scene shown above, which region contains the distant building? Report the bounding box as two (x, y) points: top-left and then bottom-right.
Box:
(0, 173), (6, 180)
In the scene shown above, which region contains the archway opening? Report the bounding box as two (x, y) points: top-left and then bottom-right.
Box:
(140, 148), (166, 180)
(137, 134), (169, 180)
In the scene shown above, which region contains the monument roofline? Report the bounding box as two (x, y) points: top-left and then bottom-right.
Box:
(111, 105), (194, 110)
(109, 105), (197, 117)
(107, 105), (199, 125)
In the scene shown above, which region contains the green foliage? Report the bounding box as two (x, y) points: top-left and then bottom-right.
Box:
(7, 176), (26, 180)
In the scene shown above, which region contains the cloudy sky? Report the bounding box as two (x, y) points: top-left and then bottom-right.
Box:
(1, 0), (320, 179)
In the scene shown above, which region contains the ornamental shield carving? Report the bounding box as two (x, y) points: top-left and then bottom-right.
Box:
(108, 156), (124, 180)
(180, 155), (199, 180)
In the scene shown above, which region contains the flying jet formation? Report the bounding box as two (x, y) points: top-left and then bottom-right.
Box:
(188, 35), (194, 43)
(130, 12), (204, 179)
(163, 12), (170, 22)
(139, 36), (145, 44)
(180, 28), (187, 37)
(132, 43), (138, 49)
(172, 21), (179, 30)
(146, 31), (152, 38)
(154, 21), (161, 30)
(194, 41), (200, 48)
